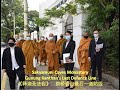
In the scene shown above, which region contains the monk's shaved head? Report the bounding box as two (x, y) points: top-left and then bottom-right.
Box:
(60, 34), (64, 38)
(83, 32), (89, 36)
(41, 36), (44, 38)
(49, 33), (54, 37)
(48, 33), (54, 40)
(60, 34), (63, 36)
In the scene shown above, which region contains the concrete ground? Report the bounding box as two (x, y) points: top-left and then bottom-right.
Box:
(2, 63), (118, 90)
(25, 64), (118, 90)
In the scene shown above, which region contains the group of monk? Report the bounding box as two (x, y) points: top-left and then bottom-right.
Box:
(15, 31), (91, 77)
(15, 33), (65, 76)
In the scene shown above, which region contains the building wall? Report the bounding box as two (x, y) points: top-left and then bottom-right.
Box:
(39, 0), (56, 38)
(39, 0), (88, 69)
(42, 14), (87, 69)
(49, 0), (73, 9)
(39, 0), (55, 18)
(73, 13), (87, 68)
(42, 23), (63, 40)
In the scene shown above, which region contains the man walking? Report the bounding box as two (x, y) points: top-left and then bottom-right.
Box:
(38, 36), (47, 65)
(22, 35), (38, 76)
(45, 33), (59, 74)
(2, 38), (26, 89)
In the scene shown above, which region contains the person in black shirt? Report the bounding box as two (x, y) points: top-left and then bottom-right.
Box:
(89, 30), (105, 81)
(2, 38), (26, 89)
(61, 31), (76, 89)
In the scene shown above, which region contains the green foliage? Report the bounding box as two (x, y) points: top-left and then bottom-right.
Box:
(64, 3), (77, 15)
(45, 3), (77, 18)
(28, 10), (39, 19)
(42, 2), (77, 29)
(15, 16), (24, 30)
(28, 10), (39, 32)
(1, 0), (24, 39)
(105, 3), (116, 13)
(34, 17), (54, 29)
(76, 0), (119, 75)
(45, 7), (65, 18)
(75, 0), (88, 5)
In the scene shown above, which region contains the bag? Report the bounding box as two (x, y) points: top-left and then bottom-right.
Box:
(33, 56), (37, 68)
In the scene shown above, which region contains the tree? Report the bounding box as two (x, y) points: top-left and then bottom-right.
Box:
(28, 10), (39, 33)
(45, 2), (77, 19)
(1, 0), (24, 40)
(76, 0), (119, 76)
(64, 2), (77, 15)
(28, 10), (39, 19)
(45, 7), (65, 18)
(75, 0), (118, 31)
(27, 10), (54, 32)
(34, 17), (54, 29)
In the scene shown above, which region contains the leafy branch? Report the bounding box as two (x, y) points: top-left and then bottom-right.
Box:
(45, 3), (77, 18)
(34, 17), (54, 29)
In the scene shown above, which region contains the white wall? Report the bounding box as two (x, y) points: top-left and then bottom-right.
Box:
(39, 0), (56, 18)
(39, 0), (56, 37)
(73, 13), (87, 69)
(39, 0), (88, 69)
(73, 14), (82, 69)
(43, 22), (63, 40)
(31, 32), (34, 40)
(42, 13), (87, 69)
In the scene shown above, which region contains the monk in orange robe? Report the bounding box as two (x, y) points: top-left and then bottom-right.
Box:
(22, 35), (38, 76)
(34, 38), (39, 60)
(38, 36), (47, 65)
(56, 34), (66, 67)
(77, 32), (92, 77)
(16, 34), (25, 48)
(45, 33), (59, 74)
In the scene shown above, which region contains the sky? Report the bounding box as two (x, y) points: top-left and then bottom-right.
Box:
(27, 0), (47, 11)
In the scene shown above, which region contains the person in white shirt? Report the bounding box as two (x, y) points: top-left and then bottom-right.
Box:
(2, 38), (26, 89)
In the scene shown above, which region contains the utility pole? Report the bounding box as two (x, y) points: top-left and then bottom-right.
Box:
(24, 0), (28, 39)
(13, 12), (15, 38)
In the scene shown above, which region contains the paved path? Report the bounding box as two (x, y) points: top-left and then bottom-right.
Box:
(25, 64), (118, 90)
(1, 63), (119, 90)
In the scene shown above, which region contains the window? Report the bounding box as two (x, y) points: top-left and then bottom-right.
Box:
(64, 15), (73, 33)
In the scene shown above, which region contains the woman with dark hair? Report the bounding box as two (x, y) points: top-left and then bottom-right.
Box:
(61, 31), (76, 89)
